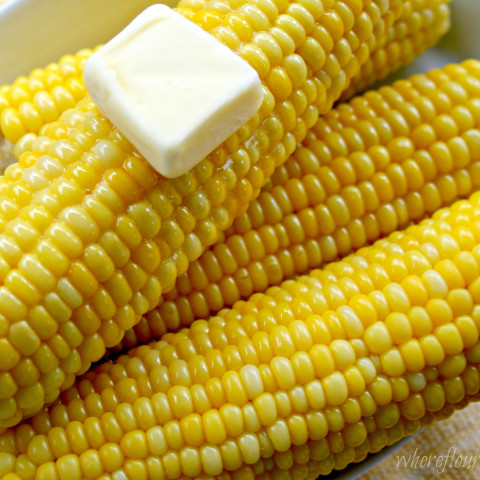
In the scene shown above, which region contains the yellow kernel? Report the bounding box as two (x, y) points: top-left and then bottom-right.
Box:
(364, 322), (392, 354)
(435, 324), (463, 355)
(322, 372), (348, 406)
(380, 348), (406, 376)
(420, 335), (445, 366)
(384, 312), (412, 344)
(329, 339), (355, 370)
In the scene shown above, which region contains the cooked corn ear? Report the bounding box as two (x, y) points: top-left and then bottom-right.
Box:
(0, 0), (450, 185)
(118, 58), (480, 349)
(0, 0), (450, 155)
(4, 144), (480, 478)
(0, 0), (412, 427)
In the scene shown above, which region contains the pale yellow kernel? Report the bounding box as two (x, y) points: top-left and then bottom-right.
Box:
(380, 348), (406, 376)
(322, 372), (348, 406)
(254, 392), (277, 426)
(364, 322), (392, 354)
(369, 376), (392, 406)
(420, 335), (445, 366)
(239, 364), (264, 399)
(384, 312), (412, 344)
(329, 339), (355, 370)
(270, 356), (296, 390)
(435, 324), (463, 356)
(399, 339), (425, 372)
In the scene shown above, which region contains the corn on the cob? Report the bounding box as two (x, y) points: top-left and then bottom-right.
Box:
(340, 0), (451, 101)
(4, 133), (480, 478)
(117, 57), (480, 350)
(0, 0), (450, 182)
(0, 0), (450, 156)
(0, 0), (454, 186)
(0, 0), (411, 428)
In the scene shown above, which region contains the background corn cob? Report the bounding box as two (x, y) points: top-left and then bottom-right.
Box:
(339, 0), (451, 101)
(0, 0), (412, 428)
(115, 55), (480, 350)
(3, 102), (480, 479)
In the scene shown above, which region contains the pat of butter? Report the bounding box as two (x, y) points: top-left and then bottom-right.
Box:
(83, 4), (264, 178)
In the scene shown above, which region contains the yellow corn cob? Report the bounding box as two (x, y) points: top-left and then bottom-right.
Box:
(117, 57), (480, 350)
(0, 0), (410, 428)
(3, 131), (480, 478)
(0, 0), (453, 185)
(0, 0), (449, 153)
(340, 0), (451, 101)
(0, 0), (450, 183)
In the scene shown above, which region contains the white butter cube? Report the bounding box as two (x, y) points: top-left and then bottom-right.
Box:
(83, 4), (263, 178)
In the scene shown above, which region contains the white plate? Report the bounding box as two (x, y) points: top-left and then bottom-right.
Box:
(0, 0), (478, 478)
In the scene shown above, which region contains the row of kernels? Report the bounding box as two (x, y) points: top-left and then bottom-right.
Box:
(64, 308), (476, 416)
(0, 352), (478, 454)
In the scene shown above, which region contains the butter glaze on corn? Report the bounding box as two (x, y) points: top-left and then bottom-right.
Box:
(4, 170), (480, 478)
(0, 0), (410, 427)
(116, 59), (480, 349)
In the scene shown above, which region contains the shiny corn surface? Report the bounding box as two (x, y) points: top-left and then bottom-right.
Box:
(0, 0), (411, 428)
(3, 171), (480, 478)
(118, 58), (480, 349)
